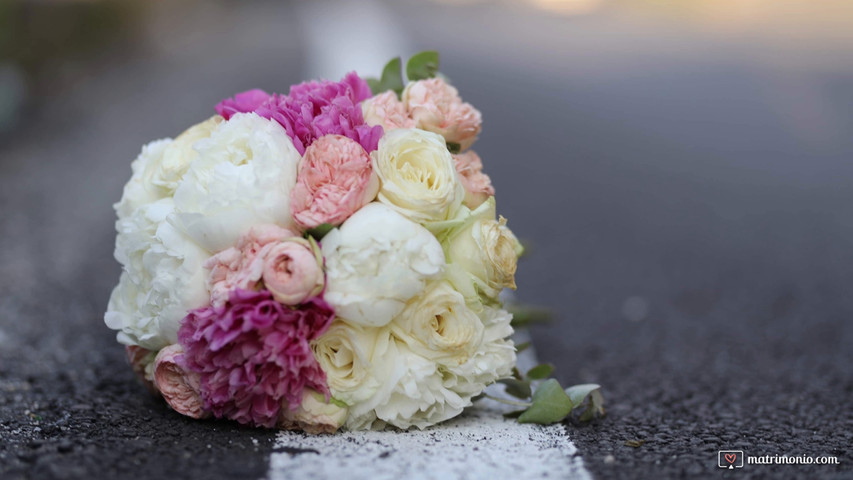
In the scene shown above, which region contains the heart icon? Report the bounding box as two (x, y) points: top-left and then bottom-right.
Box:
(725, 453), (737, 464)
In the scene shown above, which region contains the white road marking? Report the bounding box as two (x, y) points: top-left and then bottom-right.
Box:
(267, 332), (592, 480)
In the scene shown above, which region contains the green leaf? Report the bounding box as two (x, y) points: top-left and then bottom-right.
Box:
(508, 305), (553, 328)
(526, 363), (555, 380)
(564, 384), (601, 408)
(365, 77), (383, 95)
(624, 439), (645, 448)
(566, 384), (605, 422)
(503, 409), (526, 419)
(380, 57), (404, 96)
(329, 397), (349, 408)
(515, 341), (531, 354)
(307, 223), (335, 240)
(446, 142), (461, 154)
(406, 50), (440, 81)
(518, 379), (574, 424)
(497, 378), (532, 399)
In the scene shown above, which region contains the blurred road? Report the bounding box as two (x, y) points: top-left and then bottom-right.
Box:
(1, 1), (852, 478)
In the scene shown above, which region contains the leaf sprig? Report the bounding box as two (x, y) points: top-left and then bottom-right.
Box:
(365, 50), (440, 97)
(483, 363), (605, 425)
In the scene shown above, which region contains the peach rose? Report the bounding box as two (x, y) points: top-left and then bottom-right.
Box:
(125, 345), (158, 395)
(153, 345), (208, 419)
(453, 150), (495, 209)
(205, 224), (297, 306)
(261, 237), (325, 305)
(206, 224), (324, 306)
(362, 91), (415, 132)
(290, 135), (380, 230)
(402, 78), (482, 151)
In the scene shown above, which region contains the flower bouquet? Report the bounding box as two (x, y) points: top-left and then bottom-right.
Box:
(106, 52), (546, 433)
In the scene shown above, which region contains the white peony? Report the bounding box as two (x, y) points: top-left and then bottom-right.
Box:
(372, 128), (464, 224)
(105, 198), (209, 350)
(114, 116), (222, 220)
(390, 281), (484, 367)
(321, 203), (445, 327)
(115, 138), (172, 219)
(172, 113), (300, 253)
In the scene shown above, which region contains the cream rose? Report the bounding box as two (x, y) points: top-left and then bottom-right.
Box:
(311, 321), (390, 407)
(172, 113), (300, 252)
(278, 389), (348, 434)
(445, 198), (522, 299)
(106, 198), (209, 350)
(321, 203), (445, 327)
(372, 128), (464, 224)
(390, 281), (484, 367)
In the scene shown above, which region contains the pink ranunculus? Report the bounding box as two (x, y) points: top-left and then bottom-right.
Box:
(125, 345), (158, 395)
(262, 238), (325, 305)
(178, 289), (335, 428)
(205, 224), (297, 306)
(290, 134), (380, 229)
(153, 345), (209, 419)
(403, 78), (482, 151)
(453, 150), (495, 209)
(362, 91), (415, 132)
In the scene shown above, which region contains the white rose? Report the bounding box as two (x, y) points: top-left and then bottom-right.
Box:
(114, 117), (222, 220)
(321, 203), (444, 327)
(372, 128), (464, 224)
(105, 198), (209, 350)
(316, 306), (515, 431)
(443, 306), (516, 398)
(445, 197), (522, 300)
(278, 389), (348, 435)
(311, 321), (390, 407)
(390, 281), (484, 367)
(172, 113), (300, 252)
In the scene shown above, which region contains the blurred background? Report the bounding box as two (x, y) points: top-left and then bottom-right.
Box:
(1, 0), (852, 476)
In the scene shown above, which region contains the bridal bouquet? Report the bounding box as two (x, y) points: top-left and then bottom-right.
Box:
(105, 52), (524, 433)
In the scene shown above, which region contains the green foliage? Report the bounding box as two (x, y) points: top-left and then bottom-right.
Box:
(366, 51), (441, 97)
(306, 223), (334, 241)
(406, 50), (440, 81)
(518, 379), (574, 424)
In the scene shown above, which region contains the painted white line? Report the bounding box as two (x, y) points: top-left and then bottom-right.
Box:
(268, 333), (592, 480)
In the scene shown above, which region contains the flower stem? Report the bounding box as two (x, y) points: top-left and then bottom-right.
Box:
(482, 394), (533, 408)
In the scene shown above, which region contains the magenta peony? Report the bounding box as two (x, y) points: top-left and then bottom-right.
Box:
(214, 73), (383, 155)
(290, 134), (380, 229)
(178, 289), (335, 428)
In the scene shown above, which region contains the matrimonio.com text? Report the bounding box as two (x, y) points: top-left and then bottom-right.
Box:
(718, 451), (841, 470)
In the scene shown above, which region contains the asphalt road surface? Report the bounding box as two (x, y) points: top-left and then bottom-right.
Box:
(1, 1), (851, 479)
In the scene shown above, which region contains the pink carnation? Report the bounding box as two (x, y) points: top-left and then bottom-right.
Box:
(403, 77), (482, 151)
(205, 225), (323, 307)
(214, 73), (383, 155)
(453, 150), (495, 208)
(290, 134), (380, 229)
(178, 289), (334, 428)
(154, 345), (208, 419)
